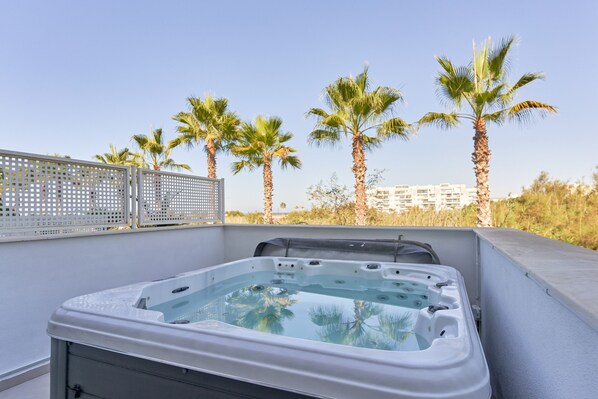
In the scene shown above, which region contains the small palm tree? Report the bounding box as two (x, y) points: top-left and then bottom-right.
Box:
(225, 286), (298, 335)
(307, 66), (412, 225)
(94, 144), (140, 166)
(171, 95), (240, 178)
(230, 116), (301, 224)
(419, 36), (557, 227)
(132, 128), (191, 171)
(309, 300), (414, 350)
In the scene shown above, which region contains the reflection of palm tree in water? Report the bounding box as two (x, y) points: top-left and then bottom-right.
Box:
(225, 285), (298, 335)
(309, 300), (414, 350)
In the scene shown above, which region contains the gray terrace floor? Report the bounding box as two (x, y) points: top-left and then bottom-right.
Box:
(0, 374), (49, 399)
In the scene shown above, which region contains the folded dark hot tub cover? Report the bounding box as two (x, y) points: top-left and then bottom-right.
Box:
(254, 237), (440, 264)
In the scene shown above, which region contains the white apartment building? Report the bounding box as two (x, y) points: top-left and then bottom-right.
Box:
(367, 183), (477, 213)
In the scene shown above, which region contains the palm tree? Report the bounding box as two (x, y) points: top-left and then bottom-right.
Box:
(224, 286), (298, 335)
(132, 129), (191, 220)
(131, 128), (191, 171)
(230, 116), (301, 224)
(94, 144), (141, 166)
(419, 37), (557, 227)
(171, 95), (240, 178)
(307, 66), (412, 225)
(309, 300), (414, 350)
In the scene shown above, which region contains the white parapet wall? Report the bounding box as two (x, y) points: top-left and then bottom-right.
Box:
(477, 229), (598, 399)
(0, 225), (225, 390)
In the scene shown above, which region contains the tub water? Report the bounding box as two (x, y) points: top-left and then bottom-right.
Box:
(48, 257), (491, 399)
(151, 270), (431, 351)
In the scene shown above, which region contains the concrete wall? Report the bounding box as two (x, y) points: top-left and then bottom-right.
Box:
(0, 226), (225, 385)
(223, 224), (480, 302)
(478, 232), (598, 399)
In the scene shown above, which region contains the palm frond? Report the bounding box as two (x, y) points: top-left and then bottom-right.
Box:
(472, 84), (506, 114)
(306, 107), (329, 119)
(231, 160), (255, 174)
(377, 117), (412, 139)
(309, 305), (344, 326)
(488, 36), (516, 81)
(418, 112), (460, 129)
(436, 66), (474, 107)
(279, 154), (302, 169)
(308, 129), (341, 147)
(472, 38), (490, 90)
(152, 128), (164, 144)
(378, 313), (414, 344)
(435, 55), (457, 76)
(373, 87), (403, 114)
(351, 94), (375, 119)
(502, 72), (545, 102)
(162, 158), (192, 171)
(355, 64), (370, 92)
(167, 135), (188, 151)
(361, 134), (382, 150)
(506, 100), (557, 125)
(278, 132), (294, 144)
(94, 144), (137, 166)
(482, 110), (507, 125)
(131, 134), (148, 148)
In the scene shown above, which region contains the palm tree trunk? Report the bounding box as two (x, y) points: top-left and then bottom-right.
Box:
(472, 118), (492, 227)
(206, 139), (217, 179)
(352, 133), (367, 226)
(263, 158), (273, 224)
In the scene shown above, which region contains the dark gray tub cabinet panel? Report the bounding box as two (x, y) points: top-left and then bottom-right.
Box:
(50, 339), (312, 399)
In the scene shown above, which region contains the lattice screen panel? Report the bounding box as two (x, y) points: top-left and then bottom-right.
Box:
(0, 151), (129, 236)
(138, 169), (222, 226)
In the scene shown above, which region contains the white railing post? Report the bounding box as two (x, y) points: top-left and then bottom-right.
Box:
(137, 168), (144, 227)
(130, 166), (137, 229)
(219, 178), (225, 224)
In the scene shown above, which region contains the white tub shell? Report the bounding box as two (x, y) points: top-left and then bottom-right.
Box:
(48, 257), (491, 399)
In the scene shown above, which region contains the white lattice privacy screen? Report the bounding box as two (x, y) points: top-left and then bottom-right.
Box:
(138, 169), (223, 226)
(0, 150), (129, 237)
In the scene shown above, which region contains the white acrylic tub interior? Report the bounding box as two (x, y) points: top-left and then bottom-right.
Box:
(48, 257), (491, 399)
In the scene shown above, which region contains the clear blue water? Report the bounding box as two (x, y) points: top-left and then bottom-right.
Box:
(150, 271), (430, 351)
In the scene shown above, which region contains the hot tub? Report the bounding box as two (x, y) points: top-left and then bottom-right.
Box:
(48, 257), (491, 399)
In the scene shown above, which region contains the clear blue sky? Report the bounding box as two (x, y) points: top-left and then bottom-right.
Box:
(1, 0), (597, 212)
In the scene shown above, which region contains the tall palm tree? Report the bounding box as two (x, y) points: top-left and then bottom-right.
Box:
(171, 95), (240, 178)
(131, 128), (191, 171)
(307, 66), (412, 225)
(230, 116), (301, 224)
(94, 144), (141, 166)
(419, 37), (557, 227)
